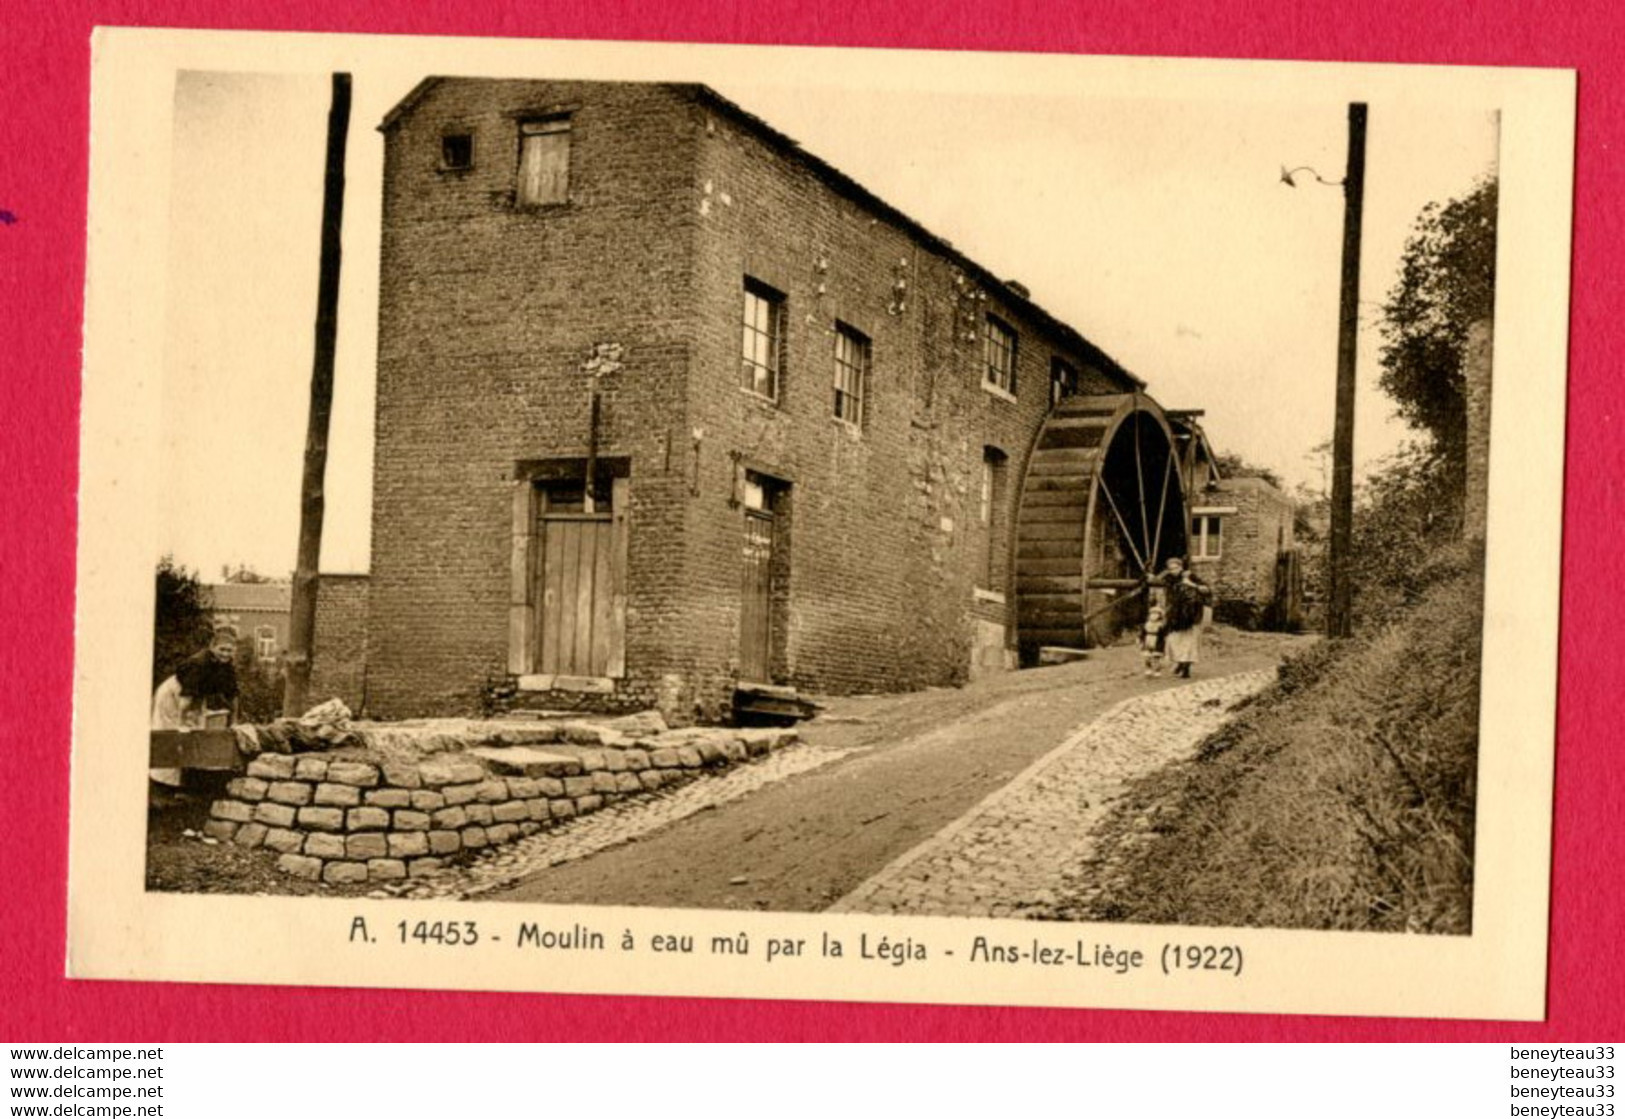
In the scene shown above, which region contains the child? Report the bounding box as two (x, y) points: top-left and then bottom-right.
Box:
(1141, 605), (1167, 677)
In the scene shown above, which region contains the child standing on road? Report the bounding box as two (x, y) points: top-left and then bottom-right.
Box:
(1141, 605), (1167, 677)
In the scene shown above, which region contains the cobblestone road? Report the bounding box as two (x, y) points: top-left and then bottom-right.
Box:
(830, 669), (1275, 919)
(379, 742), (854, 900)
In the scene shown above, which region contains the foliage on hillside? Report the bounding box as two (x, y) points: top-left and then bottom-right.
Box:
(1077, 542), (1482, 933)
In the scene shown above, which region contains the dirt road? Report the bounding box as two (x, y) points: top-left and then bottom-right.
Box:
(485, 629), (1308, 912)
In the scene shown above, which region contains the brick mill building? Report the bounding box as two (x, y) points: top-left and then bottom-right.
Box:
(313, 77), (1229, 723)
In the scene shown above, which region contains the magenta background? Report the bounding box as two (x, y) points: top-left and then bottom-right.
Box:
(0, 2), (1614, 1041)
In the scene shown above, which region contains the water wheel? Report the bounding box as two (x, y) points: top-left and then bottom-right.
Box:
(1014, 393), (1190, 661)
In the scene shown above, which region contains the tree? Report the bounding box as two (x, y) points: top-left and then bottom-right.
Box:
(1377, 176), (1497, 472)
(154, 556), (214, 689)
(220, 563), (276, 584)
(1212, 451), (1284, 491)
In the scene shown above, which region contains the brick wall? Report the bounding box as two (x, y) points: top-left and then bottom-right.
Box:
(1463, 318), (1493, 542)
(367, 80), (704, 718)
(308, 574), (370, 713)
(1194, 476), (1294, 620)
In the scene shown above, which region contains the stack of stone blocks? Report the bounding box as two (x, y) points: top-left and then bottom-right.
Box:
(203, 720), (796, 885)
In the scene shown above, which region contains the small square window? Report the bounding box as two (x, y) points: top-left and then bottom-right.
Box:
(441, 133), (474, 171)
(984, 316), (1018, 395)
(833, 323), (870, 427)
(741, 279), (785, 401)
(1050, 357), (1078, 407)
(1192, 514), (1223, 559)
(518, 117), (571, 206)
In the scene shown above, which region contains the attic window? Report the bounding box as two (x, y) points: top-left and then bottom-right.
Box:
(441, 133), (474, 171)
(518, 116), (571, 206)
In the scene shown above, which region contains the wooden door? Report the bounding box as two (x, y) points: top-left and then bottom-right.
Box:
(739, 508), (774, 682)
(534, 480), (626, 677)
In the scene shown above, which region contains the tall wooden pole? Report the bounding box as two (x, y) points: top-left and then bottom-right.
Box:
(284, 73), (352, 716)
(1327, 103), (1366, 640)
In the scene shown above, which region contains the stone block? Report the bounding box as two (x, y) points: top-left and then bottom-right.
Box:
(346, 833), (388, 860)
(211, 799), (255, 823)
(427, 830), (462, 855)
(474, 779), (509, 803)
(226, 777), (269, 801)
(367, 858), (407, 881)
(297, 806), (346, 832)
(252, 802), (297, 828)
(518, 822), (541, 837)
(534, 777), (566, 797)
(623, 749), (650, 771)
(576, 749), (607, 772)
(696, 740), (725, 765)
(721, 740), (748, 764)
(410, 790), (446, 811)
(649, 748), (679, 769)
(464, 803), (494, 825)
(267, 781), (313, 806)
(527, 798), (551, 822)
(615, 773), (643, 794)
(246, 755), (297, 781)
(600, 750), (629, 772)
(506, 777), (538, 798)
(263, 828), (304, 854)
(487, 823), (519, 845)
(575, 794), (603, 814)
(408, 858), (444, 878)
(233, 822), (269, 849)
(346, 807), (390, 832)
(461, 826), (489, 849)
(677, 747), (704, 769)
(326, 761), (380, 787)
(323, 861), (367, 885)
(562, 776), (595, 797)
(364, 788), (413, 809)
(388, 831), (429, 857)
(278, 854), (323, 881)
(394, 809), (431, 831)
(431, 806), (468, 830)
(442, 783), (480, 806)
(381, 763), (423, 789)
(305, 833), (347, 859)
(591, 771), (618, 794)
(492, 800), (530, 823)
(293, 757), (330, 781)
(550, 798), (577, 819)
(313, 782), (361, 807)
(202, 819), (238, 842)
(639, 770), (666, 791)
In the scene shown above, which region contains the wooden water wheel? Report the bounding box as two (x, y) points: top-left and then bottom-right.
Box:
(1014, 393), (1191, 660)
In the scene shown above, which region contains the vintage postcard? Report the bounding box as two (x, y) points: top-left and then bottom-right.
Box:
(69, 28), (1574, 1019)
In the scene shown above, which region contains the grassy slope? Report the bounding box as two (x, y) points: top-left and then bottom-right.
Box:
(1076, 553), (1483, 934)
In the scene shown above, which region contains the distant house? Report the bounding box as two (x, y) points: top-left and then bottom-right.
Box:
(205, 582), (291, 668)
(1188, 475), (1302, 629)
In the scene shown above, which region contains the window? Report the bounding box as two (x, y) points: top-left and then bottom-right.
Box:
(1191, 514), (1223, 559)
(441, 133), (474, 171)
(517, 117), (570, 206)
(255, 625), (277, 661)
(741, 279), (785, 401)
(984, 316), (1018, 396)
(981, 447), (1008, 585)
(833, 323), (869, 427)
(1050, 357), (1079, 407)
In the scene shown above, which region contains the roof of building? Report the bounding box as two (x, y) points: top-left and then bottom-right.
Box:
(380, 77), (1146, 391)
(206, 582), (291, 613)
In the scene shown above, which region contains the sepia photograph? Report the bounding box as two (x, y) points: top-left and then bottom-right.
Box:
(69, 29), (1573, 1017)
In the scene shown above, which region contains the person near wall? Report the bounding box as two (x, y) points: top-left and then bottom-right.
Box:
(1159, 557), (1211, 679)
(150, 624), (240, 789)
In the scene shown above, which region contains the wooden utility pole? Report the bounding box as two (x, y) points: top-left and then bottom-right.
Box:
(284, 73), (352, 716)
(1327, 103), (1367, 640)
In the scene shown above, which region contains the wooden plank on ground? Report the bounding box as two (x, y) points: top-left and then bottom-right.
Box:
(149, 730), (242, 770)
